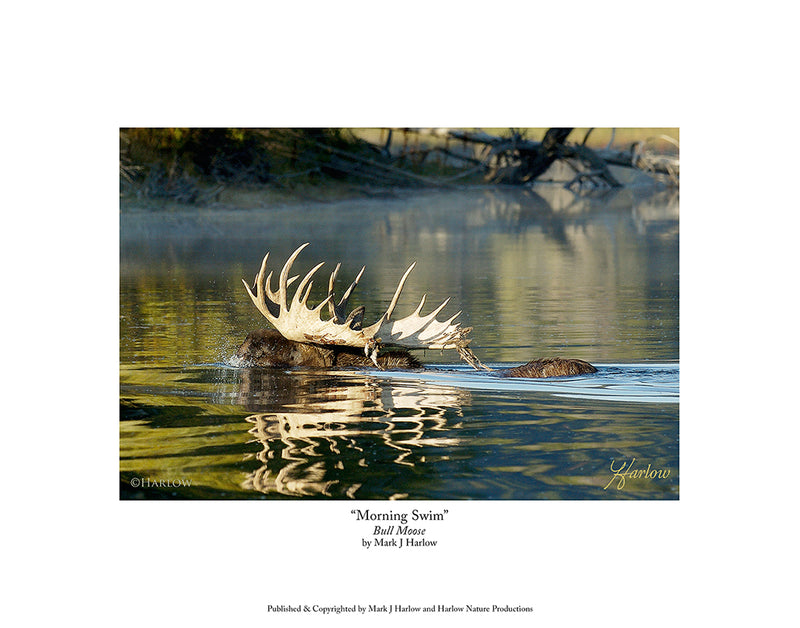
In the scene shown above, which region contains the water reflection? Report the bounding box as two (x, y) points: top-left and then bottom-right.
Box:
(631, 187), (679, 237)
(120, 362), (678, 500)
(120, 185), (679, 500)
(121, 186), (678, 364)
(237, 369), (466, 498)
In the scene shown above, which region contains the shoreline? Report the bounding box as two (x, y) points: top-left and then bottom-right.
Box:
(119, 180), (460, 213)
(120, 167), (671, 215)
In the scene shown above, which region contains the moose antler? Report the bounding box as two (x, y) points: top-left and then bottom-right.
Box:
(242, 243), (485, 369)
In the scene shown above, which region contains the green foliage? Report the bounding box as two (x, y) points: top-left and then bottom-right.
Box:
(122, 128), (273, 183)
(121, 128), (383, 190)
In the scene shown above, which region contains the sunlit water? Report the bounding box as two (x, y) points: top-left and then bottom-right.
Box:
(120, 184), (679, 499)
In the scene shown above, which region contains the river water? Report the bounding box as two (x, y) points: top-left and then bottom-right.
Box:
(120, 184), (679, 499)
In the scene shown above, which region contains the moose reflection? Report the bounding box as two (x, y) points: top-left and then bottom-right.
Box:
(237, 368), (467, 498)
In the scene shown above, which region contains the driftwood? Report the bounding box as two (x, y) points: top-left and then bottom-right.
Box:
(412, 127), (679, 188)
(270, 128), (673, 190)
(447, 128), (622, 187)
(255, 128), (678, 190)
(596, 138), (679, 184)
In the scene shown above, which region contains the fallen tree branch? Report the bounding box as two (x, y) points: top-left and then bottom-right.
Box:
(311, 139), (450, 186)
(440, 128), (675, 186)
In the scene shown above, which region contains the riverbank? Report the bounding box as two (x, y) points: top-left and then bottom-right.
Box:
(119, 128), (678, 213)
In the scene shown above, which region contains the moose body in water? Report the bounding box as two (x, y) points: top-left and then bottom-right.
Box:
(235, 243), (597, 379)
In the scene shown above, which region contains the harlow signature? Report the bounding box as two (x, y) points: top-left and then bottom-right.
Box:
(603, 458), (672, 490)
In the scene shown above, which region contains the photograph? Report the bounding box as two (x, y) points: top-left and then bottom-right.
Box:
(119, 127), (679, 501)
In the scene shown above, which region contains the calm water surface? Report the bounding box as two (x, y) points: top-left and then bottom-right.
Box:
(120, 185), (679, 499)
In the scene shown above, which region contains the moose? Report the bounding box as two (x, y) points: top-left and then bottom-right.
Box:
(235, 243), (597, 378)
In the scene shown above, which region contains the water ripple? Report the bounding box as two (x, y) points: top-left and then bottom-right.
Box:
(367, 363), (679, 404)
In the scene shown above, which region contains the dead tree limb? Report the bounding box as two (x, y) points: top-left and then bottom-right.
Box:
(311, 139), (450, 186)
(441, 128), (683, 187)
(596, 139), (679, 183)
(470, 128), (622, 187)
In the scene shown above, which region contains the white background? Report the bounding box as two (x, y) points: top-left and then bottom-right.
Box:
(4, 2), (796, 626)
